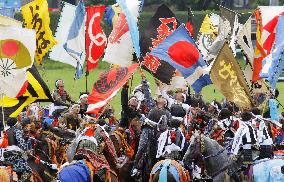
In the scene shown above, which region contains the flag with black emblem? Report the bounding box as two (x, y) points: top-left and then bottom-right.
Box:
(140, 4), (179, 84)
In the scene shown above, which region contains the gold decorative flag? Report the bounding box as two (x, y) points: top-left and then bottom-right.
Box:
(21, 0), (57, 64)
(210, 43), (254, 109)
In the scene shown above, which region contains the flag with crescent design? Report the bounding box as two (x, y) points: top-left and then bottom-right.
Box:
(0, 25), (36, 98)
(87, 64), (139, 115)
(150, 24), (211, 93)
(0, 65), (53, 122)
(86, 5), (106, 72)
(21, 0), (57, 64)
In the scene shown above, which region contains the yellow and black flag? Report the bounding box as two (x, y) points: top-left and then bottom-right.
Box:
(0, 65), (52, 122)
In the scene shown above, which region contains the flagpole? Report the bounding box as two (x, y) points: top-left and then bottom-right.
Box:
(1, 93), (6, 129)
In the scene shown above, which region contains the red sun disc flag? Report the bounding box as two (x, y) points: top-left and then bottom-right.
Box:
(86, 6), (107, 72)
(87, 64), (139, 115)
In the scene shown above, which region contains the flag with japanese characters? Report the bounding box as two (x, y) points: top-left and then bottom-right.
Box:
(21, 0), (57, 64)
(86, 5), (107, 72)
(140, 4), (180, 84)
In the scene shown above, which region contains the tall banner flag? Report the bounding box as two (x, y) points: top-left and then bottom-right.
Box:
(220, 6), (236, 31)
(253, 6), (284, 81)
(49, 2), (78, 68)
(64, 0), (86, 79)
(0, 7), (15, 17)
(150, 24), (211, 93)
(197, 13), (219, 63)
(104, 3), (121, 27)
(86, 5), (106, 72)
(0, 65), (53, 122)
(0, 25), (36, 98)
(21, 0), (57, 64)
(261, 16), (284, 90)
(87, 64), (139, 115)
(103, 0), (140, 66)
(210, 43), (253, 109)
(140, 4), (179, 84)
(116, 0), (140, 58)
(185, 7), (194, 37)
(0, 15), (21, 26)
(237, 16), (254, 63)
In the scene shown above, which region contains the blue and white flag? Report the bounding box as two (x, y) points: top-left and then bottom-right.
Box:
(64, 0), (86, 79)
(116, 0), (141, 58)
(261, 16), (284, 89)
(150, 24), (211, 93)
(0, 7), (15, 17)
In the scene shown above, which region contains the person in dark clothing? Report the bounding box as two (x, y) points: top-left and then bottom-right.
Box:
(119, 82), (142, 128)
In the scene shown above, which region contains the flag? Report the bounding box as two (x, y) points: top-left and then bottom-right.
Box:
(87, 64), (139, 115)
(197, 13), (219, 63)
(64, 0), (86, 79)
(86, 5), (107, 72)
(150, 24), (211, 93)
(49, 2), (78, 68)
(0, 7), (15, 18)
(269, 99), (279, 121)
(0, 65), (53, 122)
(185, 7), (194, 37)
(253, 6), (284, 81)
(237, 16), (254, 63)
(261, 16), (284, 90)
(21, 0), (57, 64)
(0, 25), (36, 98)
(259, 6), (284, 54)
(103, 0), (140, 66)
(0, 15), (21, 26)
(140, 4), (179, 84)
(210, 43), (253, 109)
(219, 6), (236, 30)
(116, 0), (140, 58)
(104, 3), (121, 27)
(229, 14), (240, 56)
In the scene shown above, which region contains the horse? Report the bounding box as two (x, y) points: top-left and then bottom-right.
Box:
(60, 125), (120, 182)
(149, 159), (190, 182)
(109, 117), (142, 182)
(183, 132), (242, 182)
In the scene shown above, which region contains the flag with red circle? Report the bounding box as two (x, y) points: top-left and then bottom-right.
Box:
(150, 24), (211, 92)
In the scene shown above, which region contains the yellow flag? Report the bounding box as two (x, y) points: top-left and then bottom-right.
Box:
(210, 43), (254, 110)
(22, 0), (57, 64)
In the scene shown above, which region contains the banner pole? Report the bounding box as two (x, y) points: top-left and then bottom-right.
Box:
(1, 93), (6, 129)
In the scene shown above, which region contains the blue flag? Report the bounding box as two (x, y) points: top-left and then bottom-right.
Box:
(64, 0), (86, 79)
(150, 24), (211, 93)
(116, 0), (140, 58)
(269, 99), (279, 121)
(0, 7), (15, 17)
(261, 16), (284, 89)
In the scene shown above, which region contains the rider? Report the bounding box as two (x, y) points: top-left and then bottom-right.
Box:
(59, 104), (83, 131)
(78, 93), (88, 118)
(231, 111), (257, 164)
(52, 79), (73, 118)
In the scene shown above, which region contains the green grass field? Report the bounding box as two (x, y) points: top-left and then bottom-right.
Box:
(38, 60), (284, 116)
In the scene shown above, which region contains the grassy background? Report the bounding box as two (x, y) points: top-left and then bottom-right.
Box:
(38, 60), (284, 116)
